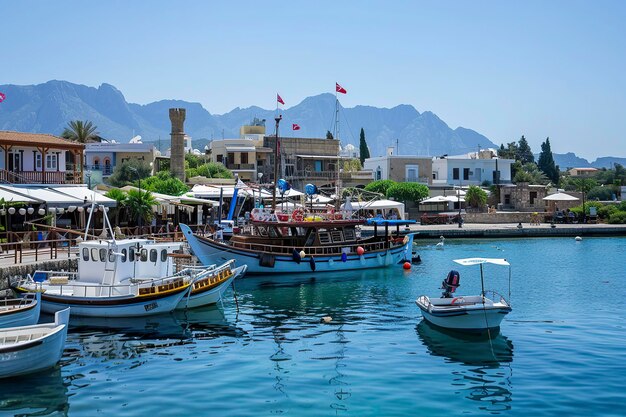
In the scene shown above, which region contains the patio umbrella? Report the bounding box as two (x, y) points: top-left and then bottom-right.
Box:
(543, 192), (579, 201)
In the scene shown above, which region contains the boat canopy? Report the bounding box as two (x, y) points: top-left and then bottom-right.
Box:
(453, 258), (510, 266)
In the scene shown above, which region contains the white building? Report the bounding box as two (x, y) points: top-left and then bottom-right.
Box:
(432, 149), (513, 186)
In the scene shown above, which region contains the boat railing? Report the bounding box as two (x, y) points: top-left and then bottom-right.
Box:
(482, 290), (509, 306)
(230, 239), (392, 256)
(22, 270), (190, 298)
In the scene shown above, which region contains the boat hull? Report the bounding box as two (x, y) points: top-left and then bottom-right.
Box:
(16, 288), (190, 318)
(176, 265), (246, 309)
(416, 297), (511, 333)
(0, 309), (69, 379)
(0, 294), (41, 329)
(181, 225), (408, 275)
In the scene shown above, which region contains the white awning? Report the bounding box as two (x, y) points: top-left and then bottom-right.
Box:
(120, 186), (216, 206)
(295, 154), (340, 160)
(0, 186), (85, 206)
(0, 187), (40, 203)
(53, 187), (116, 206)
(453, 258), (510, 266)
(225, 146), (255, 152)
(340, 199), (405, 219)
(543, 192), (579, 201)
(275, 188), (305, 197)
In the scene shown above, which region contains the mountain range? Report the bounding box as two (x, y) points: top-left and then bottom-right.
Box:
(0, 80), (623, 168)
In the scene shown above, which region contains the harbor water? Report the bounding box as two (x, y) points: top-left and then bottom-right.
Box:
(1, 237), (625, 416)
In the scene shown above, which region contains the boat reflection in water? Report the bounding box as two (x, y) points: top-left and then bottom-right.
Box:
(65, 306), (243, 361)
(0, 367), (69, 416)
(416, 321), (514, 413)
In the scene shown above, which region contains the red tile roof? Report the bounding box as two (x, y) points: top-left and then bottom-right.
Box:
(0, 131), (85, 149)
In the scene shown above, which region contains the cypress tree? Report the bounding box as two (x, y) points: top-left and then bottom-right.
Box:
(537, 137), (559, 184)
(359, 128), (370, 164)
(516, 135), (535, 164)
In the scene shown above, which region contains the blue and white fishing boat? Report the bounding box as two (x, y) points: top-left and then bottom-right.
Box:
(0, 292), (41, 328)
(0, 307), (70, 378)
(180, 210), (414, 275)
(416, 258), (512, 333)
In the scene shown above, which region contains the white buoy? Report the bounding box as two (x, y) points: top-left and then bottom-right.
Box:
(575, 236), (582, 241)
(321, 316), (332, 323)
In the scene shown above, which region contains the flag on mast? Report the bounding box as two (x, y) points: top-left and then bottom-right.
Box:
(277, 94), (285, 105)
(292, 124), (300, 131)
(0, 92), (5, 103)
(336, 83), (347, 94)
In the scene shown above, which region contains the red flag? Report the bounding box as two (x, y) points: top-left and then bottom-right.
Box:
(292, 124), (301, 131)
(277, 94), (285, 105)
(336, 83), (347, 94)
(0, 92), (5, 103)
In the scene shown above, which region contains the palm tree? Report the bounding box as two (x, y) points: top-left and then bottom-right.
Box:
(61, 120), (99, 143)
(125, 189), (157, 227)
(104, 188), (128, 225)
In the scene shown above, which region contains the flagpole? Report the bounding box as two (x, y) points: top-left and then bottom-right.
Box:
(272, 115), (282, 211)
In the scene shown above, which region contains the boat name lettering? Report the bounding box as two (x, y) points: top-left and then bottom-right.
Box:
(144, 302), (158, 312)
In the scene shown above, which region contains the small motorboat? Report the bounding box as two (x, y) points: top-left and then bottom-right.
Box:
(176, 262), (247, 309)
(0, 307), (70, 378)
(415, 258), (512, 333)
(0, 292), (41, 328)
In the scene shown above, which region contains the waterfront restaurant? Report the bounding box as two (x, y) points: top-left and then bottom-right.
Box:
(0, 131), (85, 184)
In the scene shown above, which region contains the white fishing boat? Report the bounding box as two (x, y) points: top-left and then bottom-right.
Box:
(0, 307), (70, 378)
(0, 292), (41, 328)
(14, 204), (246, 316)
(415, 258), (512, 333)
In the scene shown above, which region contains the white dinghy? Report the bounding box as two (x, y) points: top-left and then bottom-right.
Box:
(0, 292), (41, 328)
(415, 258), (512, 333)
(0, 308), (70, 378)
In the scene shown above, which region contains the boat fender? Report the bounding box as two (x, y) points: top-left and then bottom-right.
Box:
(341, 253), (348, 263)
(328, 258), (334, 268)
(309, 256), (316, 271)
(292, 249), (302, 264)
(377, 253), (384, 266)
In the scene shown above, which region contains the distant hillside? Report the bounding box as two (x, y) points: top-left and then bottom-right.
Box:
(0, 80), (497, 157)
(541, 153), (626, 170)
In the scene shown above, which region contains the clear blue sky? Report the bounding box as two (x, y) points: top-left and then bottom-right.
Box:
(2, 0), (625, 159)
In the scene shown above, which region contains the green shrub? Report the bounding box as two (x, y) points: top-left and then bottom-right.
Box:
(364, 180), (396, 196)
(465, 185), (488, 209)
(608, 211), (626, 224)
(598, 204), (618, 219)
(385, 182), (429, 203)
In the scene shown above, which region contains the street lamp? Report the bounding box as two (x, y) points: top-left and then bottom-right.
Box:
(86, 170), (92, 190)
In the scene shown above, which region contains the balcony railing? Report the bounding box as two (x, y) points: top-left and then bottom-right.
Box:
(0, 169), (82, 184)
(85, 164), (114, 176)
(226, 163), (256, 170)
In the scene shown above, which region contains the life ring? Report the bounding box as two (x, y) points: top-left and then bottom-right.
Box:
(292, 209), (305, 222)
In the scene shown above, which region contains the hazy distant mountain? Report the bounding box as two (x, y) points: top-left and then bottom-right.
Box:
(535, 153), (626, 170)
(0, 80), (500, 157)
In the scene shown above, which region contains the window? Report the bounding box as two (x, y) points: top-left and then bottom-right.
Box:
(161, 249), (168, 262)
(108, 250), (115, 263)
(91, 248), (98, 261)
(285, 165), (294, 176)
(530, 191), (537, 205)
(46, 154), (57, 170)
(504, 194), (511, 205)
(241, 153), (249, 164)
(129, 248), (135, 262)
(149, 249), (157, 263)
(121, 248), (127, 262)
(36, 154), (42, 170)
(99, 249), (107, 262)
(227, 153), (235, 165)
(315, 160), (323, 172)
(140, 248), (148, 262)
(93, 158), (100, 169)
(376, 167), (382, 180)
(453, 168), (460, 180)
(217, 155), (223, 163)
(405, 165), (419, 182)
(82, 248), (89, 261)
(463, 168), (470, 181)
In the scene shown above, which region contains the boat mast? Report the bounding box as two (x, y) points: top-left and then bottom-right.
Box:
(271, 115), (282, 210)
(480, 263), (486, 302)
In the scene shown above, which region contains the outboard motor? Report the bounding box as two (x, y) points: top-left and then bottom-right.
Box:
(441, 270), (460, 298)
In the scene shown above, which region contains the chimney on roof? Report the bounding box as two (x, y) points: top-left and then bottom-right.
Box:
(169, 108), (186, 181)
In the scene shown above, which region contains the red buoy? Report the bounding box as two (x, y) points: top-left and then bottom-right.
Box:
(403, 262), (411, 270)
(356, 246), (365, 255)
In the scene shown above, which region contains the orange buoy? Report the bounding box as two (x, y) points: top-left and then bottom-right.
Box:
(356, 246), (365, 255)
(403, 262), (411, 270)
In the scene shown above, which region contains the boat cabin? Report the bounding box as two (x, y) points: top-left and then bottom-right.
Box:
(78, 239), (183, 284)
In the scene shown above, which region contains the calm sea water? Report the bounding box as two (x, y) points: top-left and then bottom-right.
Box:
(1, 237), (625, 416)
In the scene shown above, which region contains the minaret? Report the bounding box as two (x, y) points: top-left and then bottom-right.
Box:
(169, 108), (186, 181)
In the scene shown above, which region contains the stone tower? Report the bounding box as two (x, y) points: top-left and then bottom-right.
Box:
(169, 108), (186, 181)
